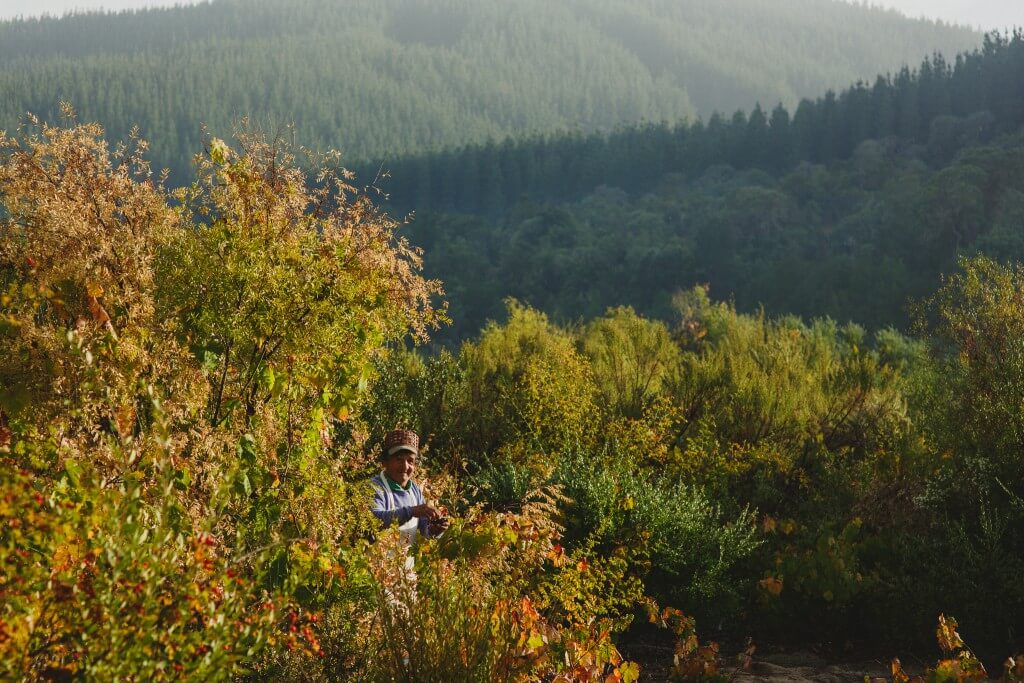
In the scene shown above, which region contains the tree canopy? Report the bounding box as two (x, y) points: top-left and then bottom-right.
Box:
(0, 0), (979, 180)
(375, 32), (1024, 342)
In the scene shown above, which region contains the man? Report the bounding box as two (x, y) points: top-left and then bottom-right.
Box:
(370, 429), (450, 542)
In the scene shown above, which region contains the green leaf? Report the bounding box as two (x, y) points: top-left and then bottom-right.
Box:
(0, 383), (30, 415)
(0, 314), (22, 335)
(259, 365), (276, 392)
(209, 137), (230, 165)
(173, 467), (191, 491)
(64, 458), (83, 488)
(237, 433), (258, 464)
(621, 661), (641, 683)
(266, 549), (290, 589)
(235, 472), (252, 497)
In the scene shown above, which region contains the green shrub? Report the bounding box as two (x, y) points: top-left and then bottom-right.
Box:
(900, 256), (1024, 647)
(579, 306), (682, 419)
(553, 449), (760, 621)
(469, 459), (541, 512)
(455, 301), (598, 457)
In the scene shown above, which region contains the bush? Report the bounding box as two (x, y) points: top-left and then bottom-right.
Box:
(553, 449), (760, 623)
(0, 451), (283, 680)
(899, 256), (1024, 648)
(0, 113), (441, 680)
(455, 301), (598, 458)
(579, 306), (682, 419)
(366, 501), (641, 682)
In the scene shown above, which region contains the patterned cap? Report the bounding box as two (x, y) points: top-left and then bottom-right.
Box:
(383, 429), (419, 458)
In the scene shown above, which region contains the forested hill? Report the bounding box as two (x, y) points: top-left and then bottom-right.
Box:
(375, 32), (1024, 217)
(383, 33), (1024, 342)
(0, 0), (978, 178)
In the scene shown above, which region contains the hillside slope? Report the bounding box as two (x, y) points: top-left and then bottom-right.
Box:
(387, 33), (1024, 341)
(0, 0), (978, 176)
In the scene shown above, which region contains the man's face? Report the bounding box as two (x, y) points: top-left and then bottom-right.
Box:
(384, 450), (416, 487)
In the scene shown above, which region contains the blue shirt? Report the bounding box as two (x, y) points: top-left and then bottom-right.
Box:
(369, 472), (434, 538)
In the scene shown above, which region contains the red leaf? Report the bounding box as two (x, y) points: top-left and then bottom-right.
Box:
(87, 295), (111, 325)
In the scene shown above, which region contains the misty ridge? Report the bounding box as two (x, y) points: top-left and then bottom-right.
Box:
(0, 0), (980, 177)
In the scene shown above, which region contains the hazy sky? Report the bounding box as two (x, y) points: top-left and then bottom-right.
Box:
(0, 0), (204, 20)
(0, 0), (1021, 31)
(872, 0), (1023, 31)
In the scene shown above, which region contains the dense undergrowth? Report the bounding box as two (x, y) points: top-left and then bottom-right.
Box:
(0, 113), (652, 681)
(364, 284), (1024, 656)
(2, 115), (1023, 680)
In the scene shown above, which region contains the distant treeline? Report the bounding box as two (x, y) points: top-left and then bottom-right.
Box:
(372, 32), (1024, 218)
(378, 32), (1024, 342)
(0, 0), (978, 176)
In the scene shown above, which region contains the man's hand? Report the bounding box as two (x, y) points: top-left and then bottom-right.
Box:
(428, 516), (451, 535)
(410, 503), (441, 519)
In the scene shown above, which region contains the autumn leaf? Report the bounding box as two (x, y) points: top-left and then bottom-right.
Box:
(1003, 656), (1024, 682)
(892, 657), (910, 683)
(759, 576), (784, 596)
(779, 518), (798, 535)
(0, 409), (10, 449)
(87, 295), (111, 325)
(740, 639), (756, 672)
(115, 405), (136, 435)
(936, 614), (964, 653)
(619, 660), (641, 683)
